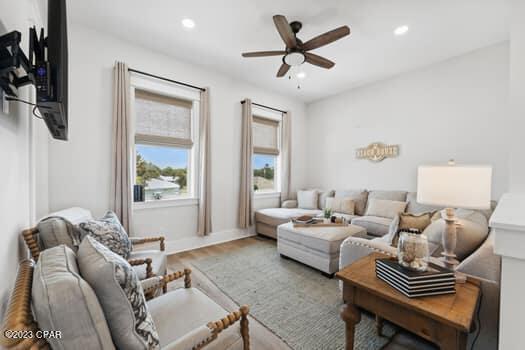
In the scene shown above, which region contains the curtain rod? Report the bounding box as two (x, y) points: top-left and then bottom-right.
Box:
(240, 100), (286, 114)
(128, 68), (205, 92)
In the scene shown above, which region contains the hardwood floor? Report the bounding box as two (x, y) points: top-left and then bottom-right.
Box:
(167, 237), (292, 350)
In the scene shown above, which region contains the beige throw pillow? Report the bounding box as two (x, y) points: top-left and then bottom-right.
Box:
(325, 197), (355, 215)
(391, 212), (435, 247)
(297, 190), (319, 209)
(365, 199), (407, 219)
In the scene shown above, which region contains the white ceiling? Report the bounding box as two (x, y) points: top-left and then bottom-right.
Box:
(69, 0), (509, 103)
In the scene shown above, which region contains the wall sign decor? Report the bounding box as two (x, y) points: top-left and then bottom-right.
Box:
(356, 142), (399, 162)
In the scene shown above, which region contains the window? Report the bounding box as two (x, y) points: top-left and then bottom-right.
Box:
(252, 114), (280, 193)
(133, 89), (198, 201)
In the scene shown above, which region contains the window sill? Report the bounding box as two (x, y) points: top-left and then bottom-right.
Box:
(133, 197), (198, 210)
(254, 192), (281, 199)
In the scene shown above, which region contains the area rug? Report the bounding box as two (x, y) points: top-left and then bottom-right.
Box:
(192, 239), (396, 350)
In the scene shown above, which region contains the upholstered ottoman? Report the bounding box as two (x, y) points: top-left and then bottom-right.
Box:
(277, 222), (367, 276)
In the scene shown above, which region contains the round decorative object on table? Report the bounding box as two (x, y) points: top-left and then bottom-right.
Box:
(397, 229), (429, 272)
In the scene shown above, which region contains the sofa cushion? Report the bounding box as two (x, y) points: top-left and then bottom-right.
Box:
(368, 190), (407, 202)
(148, 288), (241, 349)
(318, 190), (335, 210)
(351, 216), (392, 237)
(405, 192), (443, 214)
(129, 250), (167, 279)
(277, 222), (367, 254)
(78, 236), (160, 350)
(423, 210), (490, 260)
(335, 189), (368, 216)
(78, 211), (132, 259)
(37, 216), (84, 252)
(365, 199), (407, 219)
(297, 190), (319, 209)
(255, 208), (322, 227)
(32, 245), (115, 350)
(325, 197), (355, 215)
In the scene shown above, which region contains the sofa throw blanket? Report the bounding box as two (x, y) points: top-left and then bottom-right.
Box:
(37, 216), (84, 252)
(78, 211), (132, 259)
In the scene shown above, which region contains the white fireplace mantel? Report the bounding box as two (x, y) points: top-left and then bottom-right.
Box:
(489, 193), (525, 349)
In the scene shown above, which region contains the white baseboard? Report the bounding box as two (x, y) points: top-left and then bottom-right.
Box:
(164, 227), (256, 255)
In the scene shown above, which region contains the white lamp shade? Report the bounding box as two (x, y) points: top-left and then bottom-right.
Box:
(417, 164), (492, 210)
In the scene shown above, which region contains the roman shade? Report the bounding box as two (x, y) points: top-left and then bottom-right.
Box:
(253, 116), (279, 155)
(135, 89), (193, 148)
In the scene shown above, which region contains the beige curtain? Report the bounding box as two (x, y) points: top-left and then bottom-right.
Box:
(197, 88), (212, 235)
(281, 111), (292, 202)
(110, 61), (132, 233)
(239, 99), (253, 228)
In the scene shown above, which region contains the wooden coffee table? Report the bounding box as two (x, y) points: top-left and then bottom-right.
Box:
(336, 253), (480, 350)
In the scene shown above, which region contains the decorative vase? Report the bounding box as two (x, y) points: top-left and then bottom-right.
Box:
(397, 230), (429, 272)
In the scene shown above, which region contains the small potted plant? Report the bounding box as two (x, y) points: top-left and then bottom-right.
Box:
(323, 208), (332, 223)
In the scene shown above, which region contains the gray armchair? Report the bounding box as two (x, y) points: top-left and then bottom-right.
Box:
(23, 207), (167, 281)
(1, 249), (250, 350)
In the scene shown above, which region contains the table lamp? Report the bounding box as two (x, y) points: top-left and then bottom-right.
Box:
(417, 161), (492, 268)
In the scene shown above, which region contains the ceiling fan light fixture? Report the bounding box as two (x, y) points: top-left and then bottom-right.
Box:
(296, 71), (306, 79)
(284, 52), (305, 66)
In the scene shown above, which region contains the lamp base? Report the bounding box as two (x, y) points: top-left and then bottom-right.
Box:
(440, 253), (459, 270)
(441, 208), (459, 270)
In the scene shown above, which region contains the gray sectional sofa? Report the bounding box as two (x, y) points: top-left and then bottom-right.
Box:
(255, 189), (425, 239)
(255, 188), (500, 350)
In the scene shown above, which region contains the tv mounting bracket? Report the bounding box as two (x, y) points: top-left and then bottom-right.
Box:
(0, 27), (47, 99)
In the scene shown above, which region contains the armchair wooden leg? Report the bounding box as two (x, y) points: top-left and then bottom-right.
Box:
(240, 305), (250, 350)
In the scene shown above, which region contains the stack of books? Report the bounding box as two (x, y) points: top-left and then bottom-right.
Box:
(375, 258), (456, 298)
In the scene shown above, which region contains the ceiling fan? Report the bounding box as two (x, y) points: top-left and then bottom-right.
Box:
(242, 15), (350, 77)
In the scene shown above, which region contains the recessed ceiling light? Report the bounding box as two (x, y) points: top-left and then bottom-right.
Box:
(182, 18), (196, 29)
(296, 71), (306, 79)
(394, 25), (409, 36)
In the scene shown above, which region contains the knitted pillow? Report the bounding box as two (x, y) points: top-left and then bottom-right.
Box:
(78, 236), (160, 350)
(78, 211), (132, 259)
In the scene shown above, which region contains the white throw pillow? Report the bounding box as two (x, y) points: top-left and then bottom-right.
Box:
(365, 199), (407, 219)
(297, 190), (319, 209)
(325, 197), (355, 215)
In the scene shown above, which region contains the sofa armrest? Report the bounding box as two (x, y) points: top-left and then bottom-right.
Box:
(457, 230), (500, 283)
(162, 306), (250, 350)
(130, 236), (165, 251)
(128, 258), (153, 278)
(206, 306), (250, 349)
(281, 200), (298, 208)
(339, 236), (397, 271)
(142, 268), (192, 296)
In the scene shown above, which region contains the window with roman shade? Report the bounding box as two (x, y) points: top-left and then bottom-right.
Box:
(252, 114), (281, 193)
(252, 116), (280, 156)
(133, 88), (199, 201)
(135, 89), (193, 148)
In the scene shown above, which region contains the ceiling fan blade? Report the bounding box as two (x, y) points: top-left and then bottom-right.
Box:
(273, 15), (297, 48)
(305, 52), (335, 69)
(277, 63), (291, 77)
(242, 51), (286, 58)
(302, 26), (350, 51)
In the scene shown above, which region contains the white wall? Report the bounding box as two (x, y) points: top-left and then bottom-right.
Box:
(508, 0), (525, 193)
(305, 43), (510, 199)
(0, 0), (48, 314)
(48, 24), (307, 241)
